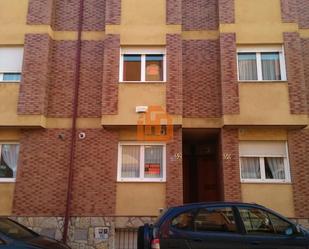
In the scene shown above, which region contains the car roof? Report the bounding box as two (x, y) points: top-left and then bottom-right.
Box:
(169, 201), (265, 209)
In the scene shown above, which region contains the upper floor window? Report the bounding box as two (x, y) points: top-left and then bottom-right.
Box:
(120, 48), (166, 82)
(117, 142), (166, 182)
(0, 47), (23, 82)
(237, 46), (286, 82)
(0, 144), (19, 182)
(239, 141), (291, 183)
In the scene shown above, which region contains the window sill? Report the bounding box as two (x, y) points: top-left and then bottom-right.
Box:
(119, 81), (166, 84)
(0, 178), (16, 183)
(241, 180), (291, 184)
(238, 80), (288, 84)
(0, 81), (20, 83)
(117, 179), (166, 183)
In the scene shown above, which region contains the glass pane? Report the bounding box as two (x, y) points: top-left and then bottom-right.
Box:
(265, 157), (285, 179)
(241, 157), (261, 179)
(144, 146), (163, 178)
(268, 213), (292, 236)
(0, 144), (19, 178)
(146, 55), (163, 81)
(3, 73), (21, 81)
(261, 52), (281, 80)
(123, 55), (141, 81)
(194, 207), (237, 233)
(171, 211), (195, 231)
(239, 208), (275, 235)
(238, 53), (258, 80)
(121, 145), (140, 178)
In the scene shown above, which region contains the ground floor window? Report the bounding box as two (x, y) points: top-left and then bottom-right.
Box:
(117, 142), (166, 182)
(239, 141), (290, 183)
(0, 144), (19, 182)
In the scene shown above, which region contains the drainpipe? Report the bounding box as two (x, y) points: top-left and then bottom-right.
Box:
(62, 0), (85, 244)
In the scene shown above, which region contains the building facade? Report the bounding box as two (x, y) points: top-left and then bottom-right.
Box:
(0, 0), (309, 248)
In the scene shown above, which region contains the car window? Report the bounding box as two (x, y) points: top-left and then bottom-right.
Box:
(239, 208), (275, 235)
(268, 213), (293, 236)
(171, 211), (195, 231)
(0, 218), (37, 240)
(194, 207), (237, 233)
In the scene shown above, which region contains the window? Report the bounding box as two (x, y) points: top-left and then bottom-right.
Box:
(0, 47), (23, 82)
(194, 207), (237, 233)
(237, 46), (286, 81)
(117, 143), (166, 182)
(171, 211), (195, 231)
(0, 144), (19, 182)
(120, 48), (166, 82)
(239, 141), (291, 183)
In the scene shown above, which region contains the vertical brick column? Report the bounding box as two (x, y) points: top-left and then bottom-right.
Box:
(220, 128), (241, 201)
(288, 129), (309, 218)
(297, 0), (309, 28)
(301, 38), (309, 113)
(105, 0), (121, 25)
(166, 34), (183, 115)
(166, 128), (183, 207)
(284, 32), (307, 114)
(220, 33), (239, 115)
(18, 34), (52, 115)
(219, 0), (235, 24)
(166, 0), (182, 25)
(102, 34), (120, 115)
(27, 0), (55, 25)
(280, 0), (298, 23)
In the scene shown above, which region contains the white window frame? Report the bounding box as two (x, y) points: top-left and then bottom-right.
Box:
(237, 46), (287, 82)
(119, 48), (167, 83)
(117, 142), (166, 182)
(0, 143), (19, 183)
(239, 142), (291, 183)
(0, 72), (22, 82)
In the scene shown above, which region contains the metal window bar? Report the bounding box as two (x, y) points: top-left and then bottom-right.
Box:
(115, 228), (138, 249)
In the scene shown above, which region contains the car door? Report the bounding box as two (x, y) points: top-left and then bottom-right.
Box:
(237, 206), (308, 249)
(188, 206), (244, 249)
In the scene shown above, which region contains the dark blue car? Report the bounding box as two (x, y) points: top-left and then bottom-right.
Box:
(0, 218), (70, 249)
(138, 202), (309, 249)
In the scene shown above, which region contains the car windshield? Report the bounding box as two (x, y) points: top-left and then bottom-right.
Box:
(0, 218), (38, 240)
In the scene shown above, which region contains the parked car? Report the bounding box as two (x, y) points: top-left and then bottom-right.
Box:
(138, 202), (309, 249)
(0, 217), (70, 249)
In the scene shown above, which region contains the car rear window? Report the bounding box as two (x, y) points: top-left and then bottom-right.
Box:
(0, 218), (38, 240)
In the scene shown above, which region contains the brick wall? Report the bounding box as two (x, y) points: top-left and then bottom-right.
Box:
(220, 128), (241, 201)
(218, 0), (235, 24)
(280, 0), (298, 23)
(297, 0), (309, 28)
(284, 32), (307, 114)
(182, 0), (218, 30)
(105, 0), (121, 25)
(27, 0), (55, 25)
(18, 34), (52, 115)
(166, 128), (183, 207)
(301, 38), (309, 113)
(220, 33), (239, 115)
(13, 128), (118, 216)
(167, 0), (182, 25)
(166, 34), (183, 115)
(288, 129), (309, 218)
(183, 39), (221, 118)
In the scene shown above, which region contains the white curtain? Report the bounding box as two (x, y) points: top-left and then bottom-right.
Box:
(238, 53), (258, 80)
(121, 146), (140, 178)
(1, 144), (19, 178)
(241, 157), (261, 179)
(261, 53), (281, 80)
(265, 157), (285, 179)
(144, 146), (163, 178)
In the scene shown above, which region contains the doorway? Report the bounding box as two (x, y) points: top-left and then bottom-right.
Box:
(183, 129), (221, 203)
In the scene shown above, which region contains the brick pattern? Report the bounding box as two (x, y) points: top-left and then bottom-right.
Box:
(166, 34), (183, 115)
(297, 0), (309, 28)
(284, 33), (307, 114)
(301, 38), (309, 113)
(167, 0), (182, 25)
(280, 0), (298, 23)
(220, 128), (241, 201)
(52, 0), (105, 31)
(102, 35), (120, 115)
(105, 0), (121, 25)
(288, 129), (309, 218)
(220, 33), (239, 115)
(183, 40), (221, 117)
(27, 0), (55, 25)
(218, 0), (235, 24)
(166, 128), (183, 207)
(13, 128), (118, 216)
(182, 0), (218, 30)
(18, 34), (52, 115)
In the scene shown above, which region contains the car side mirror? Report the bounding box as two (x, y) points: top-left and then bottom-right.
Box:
(295, 225), (303, 235)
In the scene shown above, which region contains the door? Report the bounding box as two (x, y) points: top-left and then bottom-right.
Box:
(237, 206), (308, 249)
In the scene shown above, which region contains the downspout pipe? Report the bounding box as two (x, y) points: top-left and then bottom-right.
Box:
(62, 0), (85, 244)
